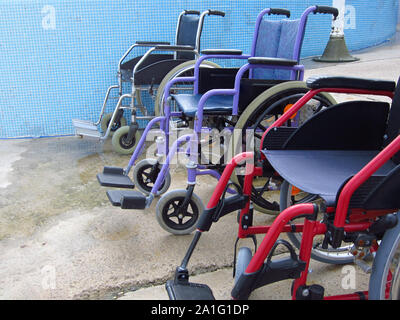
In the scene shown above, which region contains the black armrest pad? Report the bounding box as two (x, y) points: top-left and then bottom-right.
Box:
(201, 49), (243, 55)
(306, 76), (396, 92)
(155, 45), (194, 51)
(136, 41), (170, 45)
(248, 57), (298, 67)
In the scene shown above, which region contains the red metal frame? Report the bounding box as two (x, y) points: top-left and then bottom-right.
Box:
(259, 87), (394, 152)
(206, 152), (254, 210)
(201, 84), (399, 299)
(230, 155), (393, 299)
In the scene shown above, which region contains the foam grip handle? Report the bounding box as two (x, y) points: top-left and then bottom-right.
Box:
(208, 10), (225, 17)
(184, 10), (201, 15)
(314, 6), (339, 19)
(269, 8), (291, 18)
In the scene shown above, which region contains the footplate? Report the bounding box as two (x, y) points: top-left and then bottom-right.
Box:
(166, 280), (215, 300)
(97, 166), (134, 188)
(106, 190), (146, 209)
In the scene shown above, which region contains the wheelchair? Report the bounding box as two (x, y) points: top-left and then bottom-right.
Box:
(165, 74), (400, 300)
(72, 9), (224, 154)
(97, 6), (339, 235)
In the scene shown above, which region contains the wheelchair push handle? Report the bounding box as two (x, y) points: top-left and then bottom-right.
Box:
(184, 10), (201, 15)
(314, 6), (339, 19)
(268, 8), (291, 18)
(207, 10), (225, 17)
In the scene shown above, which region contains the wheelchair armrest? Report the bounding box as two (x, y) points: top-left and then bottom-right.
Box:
(135, 41), (170, 46)
(306, 76), (396, 92)
(248, 57), (298, 67)
(201, 49), (243, 55)
(154, 45), (195, 51)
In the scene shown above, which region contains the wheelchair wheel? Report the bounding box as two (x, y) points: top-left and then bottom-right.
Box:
(111, 126), (140, 155)
(235, 247), (252, 284)
(280, 180), (354, 264)
(100, 112), (127, 137)
(369, 213), (400, 300)
(132, 158), (171, 196)
(155, 189), (203, 235)
(154, 60), (220, 117)
(231, 81), (337, 215)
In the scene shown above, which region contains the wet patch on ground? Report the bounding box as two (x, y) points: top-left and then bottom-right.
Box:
(0, 138), (129, 240)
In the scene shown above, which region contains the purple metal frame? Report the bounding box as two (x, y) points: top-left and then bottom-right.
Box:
(120, 6), (326, 205)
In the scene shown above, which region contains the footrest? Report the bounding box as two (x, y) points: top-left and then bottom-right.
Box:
(72, 119), (102, 139)
(165, 280), (215, 300)
(106, 190), (147, 209)
(97, 166), (134, 188)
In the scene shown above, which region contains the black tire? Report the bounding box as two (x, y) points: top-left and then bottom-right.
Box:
(280, 180), (354, 264)
(369, 212), (400, 300)
(231, 81), (337, 215)
(111, 126), (140, 155)
(132, 159), (171, 196)
(100, 112), (127, 137)
(156, 189), (204, 235)
(235, 247), (253, 284)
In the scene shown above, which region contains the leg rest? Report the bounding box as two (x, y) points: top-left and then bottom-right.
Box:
(97, 166), (134, 188)
(166, 280), (215, 300)
(106, 190), (146, 209)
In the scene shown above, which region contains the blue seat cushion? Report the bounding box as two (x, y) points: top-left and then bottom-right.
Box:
(263, 150), (396, 206)
(172, 94), (233, 117)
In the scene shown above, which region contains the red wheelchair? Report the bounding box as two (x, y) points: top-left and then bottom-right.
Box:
(166, 74), (400, 300)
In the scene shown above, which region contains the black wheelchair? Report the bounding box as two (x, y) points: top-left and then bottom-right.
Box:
(72, 10), (224, 154)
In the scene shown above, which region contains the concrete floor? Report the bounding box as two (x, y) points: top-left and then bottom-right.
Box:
(1, 39), (400, 300)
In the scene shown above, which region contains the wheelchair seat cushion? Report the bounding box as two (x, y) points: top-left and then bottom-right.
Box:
(172, 94), (233, 117)
(120, 54), (174, 74)
(133, 59), (190, 85)
(263, 150), (397, 207)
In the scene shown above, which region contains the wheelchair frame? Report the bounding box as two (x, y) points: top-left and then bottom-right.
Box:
(72, 10), (224, 150)
(97, 5), (339, 235)
(166, 80), (400, 300)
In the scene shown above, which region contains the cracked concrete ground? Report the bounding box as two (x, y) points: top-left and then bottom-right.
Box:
(1, 39), (400, 300)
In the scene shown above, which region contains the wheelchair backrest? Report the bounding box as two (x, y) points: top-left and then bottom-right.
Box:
(252, 18), (304, 80)
(175, 13), (200, 60)
(384, 77), (400, 163)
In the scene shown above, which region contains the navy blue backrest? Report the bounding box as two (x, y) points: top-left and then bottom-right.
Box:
(253, 19), (302, 80)
(176, 14), (200, 60)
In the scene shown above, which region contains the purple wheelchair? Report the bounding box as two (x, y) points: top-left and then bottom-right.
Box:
(97, 6), (339, 235)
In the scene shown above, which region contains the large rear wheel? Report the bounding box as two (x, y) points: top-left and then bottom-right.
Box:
(231, 81), (337, 215)
(369, 213), (400, 299)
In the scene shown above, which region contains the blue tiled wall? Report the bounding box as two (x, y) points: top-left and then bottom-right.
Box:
(0, 0), (398, 138)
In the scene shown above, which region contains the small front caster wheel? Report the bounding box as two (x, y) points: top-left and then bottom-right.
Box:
(100, 112), (127, 137)
(111, 125), (140, 155)
(132, 159), (171, 196)
(234, 247), (252, 284)
(156, 190), (204, 235)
